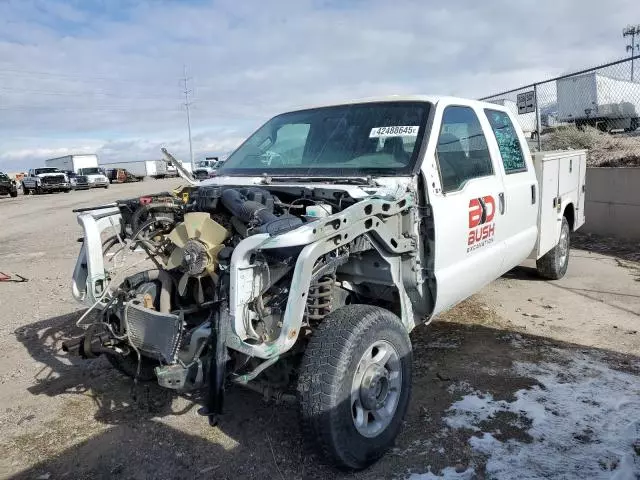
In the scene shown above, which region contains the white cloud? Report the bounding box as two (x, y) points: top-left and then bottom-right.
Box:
(0, 0), (636, 170)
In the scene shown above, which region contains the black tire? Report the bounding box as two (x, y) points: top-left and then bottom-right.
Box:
(64, 189), (71, 193)
(22, 184), (30, 195)
(10, 190), (17, 198)
(106, 352), (158, 381)
(297, 305), (412, 470)
(35, 185), (42, 195)
(537, 217), (570, 280)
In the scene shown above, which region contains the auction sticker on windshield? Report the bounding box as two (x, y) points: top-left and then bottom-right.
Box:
(369, 126), (419, 138)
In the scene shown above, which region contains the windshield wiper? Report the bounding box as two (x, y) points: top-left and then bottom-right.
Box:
(264, 175), (378, 186)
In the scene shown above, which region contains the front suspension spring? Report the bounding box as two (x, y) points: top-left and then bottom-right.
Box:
(305, 273), (335, 322)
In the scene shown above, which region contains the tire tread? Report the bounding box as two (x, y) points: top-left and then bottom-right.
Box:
(297, 305), (411, 470)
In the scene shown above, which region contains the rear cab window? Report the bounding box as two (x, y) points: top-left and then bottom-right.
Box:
(435, 105), (494, 193)
(484, 109), (527, 174)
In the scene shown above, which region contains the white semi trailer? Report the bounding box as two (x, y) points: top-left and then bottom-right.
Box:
(556, 72), (640, 131)
(98, 160), (175, 180)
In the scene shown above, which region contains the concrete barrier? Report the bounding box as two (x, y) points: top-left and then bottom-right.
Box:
(583, 167), (640, 239)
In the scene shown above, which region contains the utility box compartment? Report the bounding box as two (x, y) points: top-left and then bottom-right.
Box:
(531, 150), (587, 259)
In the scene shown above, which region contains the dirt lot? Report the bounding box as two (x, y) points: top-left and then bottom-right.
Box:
(0, 179), (638, 479)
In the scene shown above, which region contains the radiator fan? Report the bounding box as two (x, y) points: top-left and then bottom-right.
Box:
(165, 212), (229, 302)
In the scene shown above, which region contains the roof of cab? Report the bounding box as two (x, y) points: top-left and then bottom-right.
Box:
(283, 95), (508, 114)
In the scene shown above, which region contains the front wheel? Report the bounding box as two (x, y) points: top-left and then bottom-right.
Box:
(10, 190), (17, 197)
(297, 305), (412, 470)
(106, 352), (158, 381)
(537, 217), (570, 280)
(22, 184), (30, 195)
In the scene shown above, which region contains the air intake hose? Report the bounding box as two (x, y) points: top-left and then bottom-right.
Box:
(221, 188), (303, 235)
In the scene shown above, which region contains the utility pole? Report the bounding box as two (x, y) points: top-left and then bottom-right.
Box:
(623, 25), (640, 82)
(182, 65), (195, 170)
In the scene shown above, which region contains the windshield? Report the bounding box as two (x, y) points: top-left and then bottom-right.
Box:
(79, 168), (103, 175)
(35, 168), (60, 174)
(218, 101), (431, 177)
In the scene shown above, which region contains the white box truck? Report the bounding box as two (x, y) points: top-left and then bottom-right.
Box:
(556, 72), (640, 131)
(99, 160), (174, 180)
(46, 154), (98, 173)
(69, 95), (587, 470)
(45, 154), (109, 188)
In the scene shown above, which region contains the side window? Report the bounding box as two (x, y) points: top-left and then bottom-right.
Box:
(485, 109), (526, 173)
(436, 106), (493, 193)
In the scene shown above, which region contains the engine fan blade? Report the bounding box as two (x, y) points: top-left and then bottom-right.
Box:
(196, 277), (205, 304)
(199, 216), (229, 246)
(178, 271), (190, 297)
(205, 244), (225, 271)
(167, 223), (189, 248)
(166, 245), (184, 269)
(183, 212), (210, 239)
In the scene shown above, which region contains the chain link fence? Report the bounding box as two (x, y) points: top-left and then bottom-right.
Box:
(480, 55), (640, 167)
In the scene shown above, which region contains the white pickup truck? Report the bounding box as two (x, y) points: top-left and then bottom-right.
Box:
(67, 95), (585, 470)
(22, 167), (71, 194)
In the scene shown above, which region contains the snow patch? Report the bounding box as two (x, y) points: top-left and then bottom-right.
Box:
(444, 354), (640, 479)
(406, 466), (475, 479)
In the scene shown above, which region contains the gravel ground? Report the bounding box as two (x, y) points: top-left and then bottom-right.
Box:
(0, 180), (638, 479)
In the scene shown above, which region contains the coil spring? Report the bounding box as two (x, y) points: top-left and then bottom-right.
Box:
(305, 273), (335, 322)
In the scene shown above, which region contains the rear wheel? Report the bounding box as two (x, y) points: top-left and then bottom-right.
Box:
(22, 184), (30, 195)
(297, 305), (412, 470)
(537, 217), (570, 280)
(10, 190), (17, 197)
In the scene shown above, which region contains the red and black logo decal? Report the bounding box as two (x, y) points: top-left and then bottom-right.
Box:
(468, 196), (496, 252)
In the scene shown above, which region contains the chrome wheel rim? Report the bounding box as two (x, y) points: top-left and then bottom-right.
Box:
(558, 227), (569, 267)
(351, 340), (402, 438)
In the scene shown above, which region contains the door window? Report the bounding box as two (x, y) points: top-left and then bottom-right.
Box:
(436, 106), (493, 193)
(485, 109), (526, 174)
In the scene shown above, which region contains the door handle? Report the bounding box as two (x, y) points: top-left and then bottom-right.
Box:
(531, 184), (536, 204)
(498, 192), (505, 214)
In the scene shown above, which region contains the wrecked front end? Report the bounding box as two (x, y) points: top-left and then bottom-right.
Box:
(67, 181), (423, 423)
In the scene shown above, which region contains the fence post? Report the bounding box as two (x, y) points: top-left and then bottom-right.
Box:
(534, 83), (542, 151)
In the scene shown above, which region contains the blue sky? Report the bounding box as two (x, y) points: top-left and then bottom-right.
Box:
(0, 0), (637, 171)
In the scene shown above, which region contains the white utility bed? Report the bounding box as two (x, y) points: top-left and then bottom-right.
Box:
(532, 150), (587, 258)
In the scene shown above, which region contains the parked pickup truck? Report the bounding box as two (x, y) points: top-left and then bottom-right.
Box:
(0, 171), (18, 197)
(22, 167), (71, 194)
(192, 157), (225, 180)
(66, 96), (586, 470)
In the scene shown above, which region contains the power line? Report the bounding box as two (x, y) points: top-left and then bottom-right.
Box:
(183, 65), (195, 170)
(0, 86), (179, 101)
(0, 66), (176, 86)
(0, 103), (184, 112)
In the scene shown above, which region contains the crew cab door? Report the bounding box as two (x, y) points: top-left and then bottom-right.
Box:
(482, 108), (538, 271)
(422, 102), (508, 315)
